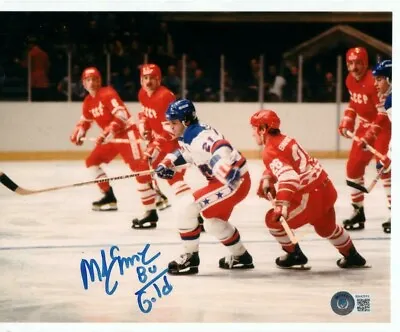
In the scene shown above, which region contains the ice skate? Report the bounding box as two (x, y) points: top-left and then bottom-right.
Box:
(168, 252), (200, 275)
(276, 244), (310, 270)
(92, 187), (118, 211)
(131, 209), (159, 229)
(156, 193), (171, 211)
(343, 203), (365, 231)
(219, 250), (254, 270)
(382, 218), (391, 234)
(337, 245), (369, 268)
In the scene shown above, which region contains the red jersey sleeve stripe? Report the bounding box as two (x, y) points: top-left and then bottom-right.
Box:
(211, 139), (232, 154)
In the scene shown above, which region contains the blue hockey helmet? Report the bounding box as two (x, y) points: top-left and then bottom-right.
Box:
(372, 60), (392, 82)
(165, 99), (198, 124)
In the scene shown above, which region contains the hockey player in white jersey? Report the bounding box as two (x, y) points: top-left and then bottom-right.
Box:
(155, 99), (254, 275)
(372, 59), (392, 233)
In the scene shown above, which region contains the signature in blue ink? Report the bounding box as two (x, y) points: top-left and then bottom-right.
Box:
(134, 266), (173, 314)
(80, 244), (160, 295)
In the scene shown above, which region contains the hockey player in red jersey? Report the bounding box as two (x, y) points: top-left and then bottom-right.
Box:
(338, 47), (391, 231)
(132, 64), (194, 228)
(251, 110), (367, 269)
(70, 67), (158, 223)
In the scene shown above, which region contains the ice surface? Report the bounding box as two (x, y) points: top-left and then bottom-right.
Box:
(0, 160), (391, 323)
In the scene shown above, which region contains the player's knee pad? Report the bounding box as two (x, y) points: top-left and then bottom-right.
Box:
(203, 217), (235, 240)
(265, 208), (282, 230)
(176, 192), (200, 231)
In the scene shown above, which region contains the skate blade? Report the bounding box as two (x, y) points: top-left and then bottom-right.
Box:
(277, 264), (311, 271)
(168, 267), (199, 275)
(131, 222), (157, 229)
(92, 203), (118, 212)
(220, 263), (255, 270)
(341, 264), (372, 269)
(343, 223), (365, 231)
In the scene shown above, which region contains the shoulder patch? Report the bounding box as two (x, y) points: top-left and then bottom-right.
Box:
(183, 124), (206, 145)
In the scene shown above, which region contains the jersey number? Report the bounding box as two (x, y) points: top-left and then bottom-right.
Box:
(291, 144), (307, 173)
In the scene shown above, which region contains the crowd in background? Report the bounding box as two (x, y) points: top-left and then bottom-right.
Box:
(0, 12), (391, 102)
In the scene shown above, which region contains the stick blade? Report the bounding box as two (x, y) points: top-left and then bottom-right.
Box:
(346, 180), (369, 193)
(0, 172), (34, 195)
(0, 172), (19, 192)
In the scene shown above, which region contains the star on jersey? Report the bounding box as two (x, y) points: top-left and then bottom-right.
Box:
(197, 187), (235, 209)
(202, 198), (210, 206)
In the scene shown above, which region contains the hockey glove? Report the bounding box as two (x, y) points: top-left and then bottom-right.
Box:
(144, 140), (163, 162)
(377, 155), (391, 173)
(257, 173), (276, 200)
(155, 159), (175, 179)
(70, 125), (86, 146)
(210, 155), (241, 187)
(271, 203), (289, 223)
(338, 109), (355, 138)
(96, 121), (121, 145)
(359, 124), (381, 150)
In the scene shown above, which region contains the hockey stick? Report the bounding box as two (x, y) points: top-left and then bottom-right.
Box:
(80, 137), (131, 144)
(267, 193), (299, 245)
(345, 131), (389, 193)
(346, 131), (386, 160)
(346, 167), (385, 193)
(0, 165), (187, 196)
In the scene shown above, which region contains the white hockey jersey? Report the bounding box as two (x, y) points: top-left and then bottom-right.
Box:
(168, 123), (247, 183)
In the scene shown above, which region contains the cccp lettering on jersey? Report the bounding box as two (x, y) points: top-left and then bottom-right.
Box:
(349, 91), (368, 105)
(89, 101), (104, 118)
(142, 106), (157, 119)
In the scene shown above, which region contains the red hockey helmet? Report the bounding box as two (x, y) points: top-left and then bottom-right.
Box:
(250, 109), (281, 130)
(81, 67), (101, 81)
(140, 64), (161, 80)
(346, 47), (368, 67)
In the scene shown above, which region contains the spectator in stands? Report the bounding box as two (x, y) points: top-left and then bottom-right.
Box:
(163, 65), (182, 98)
(282, 62), (298, 102)
(265, 64), (279, 101)
(112, 65), (137, 101)
(158, 21), (175, 58)
(57, 64), (86, 101)
(309, 62), (326, 101)
(187, 68), (213, 101)
(321, 71), (336, 102)
(16, 37), (50, 101)
(187, 59), (199, 86)
(221, 70), (239, 102)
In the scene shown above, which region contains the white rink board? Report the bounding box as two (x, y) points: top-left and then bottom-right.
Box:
(0, 102), (353, 152)
(0, 160), (390, 323)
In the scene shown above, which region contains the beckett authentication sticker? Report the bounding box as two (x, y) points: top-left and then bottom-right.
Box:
(331, 291), (355, 316)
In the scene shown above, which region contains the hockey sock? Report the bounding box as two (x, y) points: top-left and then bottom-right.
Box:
(269, 227), (295, 253)
(348, 176), (364, 207)
(88, 166), (110, 193)
(137, 182), (157, 210)
(327, 224), (353, 256)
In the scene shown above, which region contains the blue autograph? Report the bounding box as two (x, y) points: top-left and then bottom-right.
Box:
(80, 244), (160, 295)
(80, 244), (173, 314)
